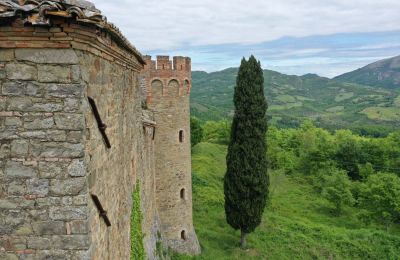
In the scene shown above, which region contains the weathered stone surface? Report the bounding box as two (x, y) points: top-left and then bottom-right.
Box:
(68, 160), (85, 177)
(54, 113), (85, 130)
(47, 84), (83, 98)
(70, 220), (89, 234)
(64, 98), (80, 112)
(53, 235), (90, 250)
(26, 82), (43, 97)
(19, 131), (46, 139)
(5, 117), (22, 127)
(49, 206), (87, 220)
(50, 178), (86, 196)
(31, 142), (84, 158)
(73, 195), (87, 205)
(27, 237), (52, 249)
(6, 63), (37, 80)
(24, 117), (54, 130)
(7, 97), (33, 111)
(11, 139), (29, 156)
(26, 178), (49, 196)
(15, 49), (79, 64)
(0, 129), (19, 140)
(2, 81), (24, 96)
(38, 162), (64, 179)
(0, 143), (11, 159)
(66, 131), (83, 143)
(30, 102), (63, 112)
(46, 130), (66, 142)
(0, 49), (14, 62)
(8, 180), (26, 195)
(32, 221), (66, 235)
(5, 161), (36, 178)
(38, 65), (72, 83)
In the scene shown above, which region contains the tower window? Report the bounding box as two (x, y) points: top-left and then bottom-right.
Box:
(179, 130), (184, 143)
(180, 188), (186, 200)
(181, 230), (186, 240)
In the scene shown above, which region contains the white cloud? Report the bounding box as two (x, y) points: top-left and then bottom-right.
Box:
(90, 0), (400, 51)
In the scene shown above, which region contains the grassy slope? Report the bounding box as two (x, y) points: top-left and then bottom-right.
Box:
(174, 143), (400, 260)
(191, 69), (400, 129)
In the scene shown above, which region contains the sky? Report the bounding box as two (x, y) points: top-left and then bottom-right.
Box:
(91, 0), (400, 77)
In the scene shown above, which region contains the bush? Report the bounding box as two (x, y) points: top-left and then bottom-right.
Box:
(321, 169), (355, 214)
(131, 183), (145, 260)
(358, 172), (400, 227)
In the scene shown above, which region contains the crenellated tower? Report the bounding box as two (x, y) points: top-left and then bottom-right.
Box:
(140, 55), (200, 254)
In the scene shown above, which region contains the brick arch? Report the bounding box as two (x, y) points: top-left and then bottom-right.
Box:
(151, 79), (163, 98)
(167, 78), (180, 97)
(184, 79), (191, 94)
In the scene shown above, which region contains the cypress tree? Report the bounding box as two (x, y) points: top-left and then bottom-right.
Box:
(224, 55), (269, 248)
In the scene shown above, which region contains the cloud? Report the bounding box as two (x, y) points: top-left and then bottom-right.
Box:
(90, 1), (400, 76)
(91, 0), (400, 50)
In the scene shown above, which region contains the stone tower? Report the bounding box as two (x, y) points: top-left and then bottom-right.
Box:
(141, 56), (201, 254)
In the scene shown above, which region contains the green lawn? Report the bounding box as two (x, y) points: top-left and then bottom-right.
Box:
(173, 143), (400, 260)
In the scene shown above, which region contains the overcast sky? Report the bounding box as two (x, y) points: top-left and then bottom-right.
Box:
(91, 0), (400, 77)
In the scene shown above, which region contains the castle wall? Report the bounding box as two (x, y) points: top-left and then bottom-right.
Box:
(0, 14), (160, 259)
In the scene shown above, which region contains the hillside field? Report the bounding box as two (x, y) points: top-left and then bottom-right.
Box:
(172, 143), (400, 260)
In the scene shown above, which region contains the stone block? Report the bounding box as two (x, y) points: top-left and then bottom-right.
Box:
(11, 139), (29, 156)
(73, 195), (87, 206)
(38, 161), (64, 179)
(24, 117), (54, 130)
(66, 131), (83, 143)
(27, 237), (52, 250)
(68, 160), (85, 177)
(49, 206), (87, 221)
(69, 220), (89, 234)
(46, 130), (67, 141)
(64, 98), (80, 112)
(0, 143), (11, 159)
(30, 102), (63, 112)
(26, 82), (43, 97)
(5, 161), (37, 178)
(7, 97), (33, 111)
(38, 65), (71, 83)
(54, 113), (85, 130)
(8, 180), (26, 195)
(6, 63), (37, 80)
(19, 131), (46, 139)
(47, 84), (84, 98)
(0, 129), (19, 140)
(15, 49), (79, 64)
(5, 117), (22, 127)
(31, 142), (84, 158)
(50, 178), (86, 196)
(26, 178), (49, 196)
(32, 221), (66, 235)
(2, 81), (24, 96)
(53, 235), (90, 250)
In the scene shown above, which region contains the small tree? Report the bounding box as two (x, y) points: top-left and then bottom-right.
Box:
(224, 56), (269, 248)
(358, 172), (400, 227)
(190, 117), (203, 147)
(322, 169), (355, 215)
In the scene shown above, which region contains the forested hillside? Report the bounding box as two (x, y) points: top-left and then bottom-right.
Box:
(334, 55), (400, 89)
(191, 68), (400, 134)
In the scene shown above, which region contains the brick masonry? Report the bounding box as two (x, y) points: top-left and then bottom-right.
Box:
(0, 0), (200, 259)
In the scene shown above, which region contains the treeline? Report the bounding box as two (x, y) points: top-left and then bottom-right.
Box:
(190, 118), (400, 226)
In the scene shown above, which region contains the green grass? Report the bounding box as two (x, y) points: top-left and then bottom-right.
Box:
(394, 95), (400, 107)
(334, 92), (354, 102)
(174, 143), (400, 260)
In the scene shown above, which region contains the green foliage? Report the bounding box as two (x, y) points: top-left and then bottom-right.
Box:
(131, 183), (145, 260)
(190, 117), (203, 147)
(321, 169), (355, 214)
(202, 120), (230, 144)
(224, 56), (269, 241)
(358, 173), (400, 226)
(180, 142), (400, 260)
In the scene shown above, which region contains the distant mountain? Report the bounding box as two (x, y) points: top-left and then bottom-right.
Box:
(191, 68), (400, 131)
(334, 56), (400, 89)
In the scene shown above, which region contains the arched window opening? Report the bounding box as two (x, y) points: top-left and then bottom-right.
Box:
(179, 130), (184, 143)
(181, 230), (186, 240)
(151, 79), (163, 98)
(184, 79), (190, 94)
(168, 79), (180, 97)
(180, 188), (186, 200)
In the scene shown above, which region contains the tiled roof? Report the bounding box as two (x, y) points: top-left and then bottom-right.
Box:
(0, 0), (144, 63)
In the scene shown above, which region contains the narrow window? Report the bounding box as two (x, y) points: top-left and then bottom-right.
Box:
(180, 188), (186, 200)
(179, 130), (184, 143)
(181, 230), (186, 240)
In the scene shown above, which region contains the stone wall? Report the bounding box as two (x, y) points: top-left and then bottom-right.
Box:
(0, 48), (90, 259)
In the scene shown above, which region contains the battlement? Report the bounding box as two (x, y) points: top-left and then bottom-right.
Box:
(143, 55), (191, 72)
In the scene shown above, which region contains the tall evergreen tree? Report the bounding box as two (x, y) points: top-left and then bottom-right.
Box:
(224, 56), (269, 248)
